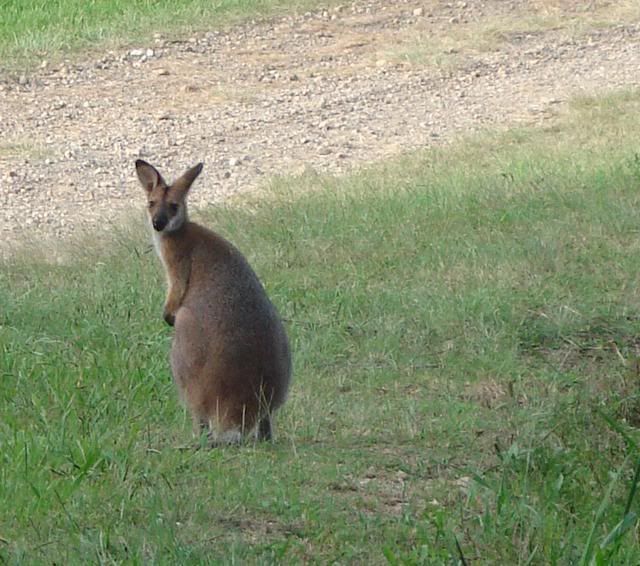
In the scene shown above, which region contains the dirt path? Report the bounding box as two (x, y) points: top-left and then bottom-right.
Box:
(1, 0), (639, 254)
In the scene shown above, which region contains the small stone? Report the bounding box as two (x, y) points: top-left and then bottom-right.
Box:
(146, 48), (154, 58)
(228, 157), (240, 167)
(413, 7), (424, 17)
(156, 68), (170, 76)
(129, 48), (144, 57)
(18, 74), (28, 86)
(223, 171), (231, 178)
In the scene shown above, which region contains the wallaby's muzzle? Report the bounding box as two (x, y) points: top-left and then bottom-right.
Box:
(153, 214), (168, 232)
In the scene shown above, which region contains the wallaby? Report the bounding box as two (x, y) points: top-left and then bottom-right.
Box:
(135, 159), (291, 445)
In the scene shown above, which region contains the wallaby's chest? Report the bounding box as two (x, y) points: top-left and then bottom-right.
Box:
(152, 231), (166, 270)
(153, 231), (193, 285)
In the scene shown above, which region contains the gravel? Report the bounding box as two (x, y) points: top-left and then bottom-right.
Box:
(0, 0), (639, 255)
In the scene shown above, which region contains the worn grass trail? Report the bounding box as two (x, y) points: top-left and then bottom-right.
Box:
(2, 92), (640, 563)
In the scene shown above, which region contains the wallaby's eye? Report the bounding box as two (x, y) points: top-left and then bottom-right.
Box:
(168, 203), (179, 214)
(148, 201), (156, 209)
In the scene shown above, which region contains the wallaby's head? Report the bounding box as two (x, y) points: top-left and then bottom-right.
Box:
(135, 160), (203, 233)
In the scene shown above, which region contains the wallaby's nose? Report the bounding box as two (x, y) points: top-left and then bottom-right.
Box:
(153, 215), (168, 232)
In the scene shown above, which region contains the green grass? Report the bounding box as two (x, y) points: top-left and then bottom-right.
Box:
(3, 91), (640, 563)
(0, 0), (328, 70)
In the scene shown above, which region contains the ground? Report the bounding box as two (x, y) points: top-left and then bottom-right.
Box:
(0, 0), (639, 253)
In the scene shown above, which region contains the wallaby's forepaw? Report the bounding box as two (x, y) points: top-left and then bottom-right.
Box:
(163, 308), (175, 326)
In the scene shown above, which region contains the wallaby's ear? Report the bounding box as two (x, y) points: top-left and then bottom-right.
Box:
(173, 163), (204, 195)
(135, 160), (164, 193)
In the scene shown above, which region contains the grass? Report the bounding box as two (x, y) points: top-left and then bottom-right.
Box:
(0, 0), (333, 70)
(0, 139), (50, 161)
(2, 89), (640, 562)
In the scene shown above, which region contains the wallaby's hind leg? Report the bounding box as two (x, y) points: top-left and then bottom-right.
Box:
(258, 415), (272, 441)
(197, 417), (209, 434)
(190, 416), (211, 449)
(211, 430), (242, 447)
(192, 418), (242, 449)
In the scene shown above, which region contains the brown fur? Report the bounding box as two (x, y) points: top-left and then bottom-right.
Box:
(135, 159), (291, 444)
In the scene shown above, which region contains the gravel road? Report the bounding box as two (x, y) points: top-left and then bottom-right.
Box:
(1, 0), (639, 254)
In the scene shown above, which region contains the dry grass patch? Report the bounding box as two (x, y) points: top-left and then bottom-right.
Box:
(381, 0), (640, 70)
